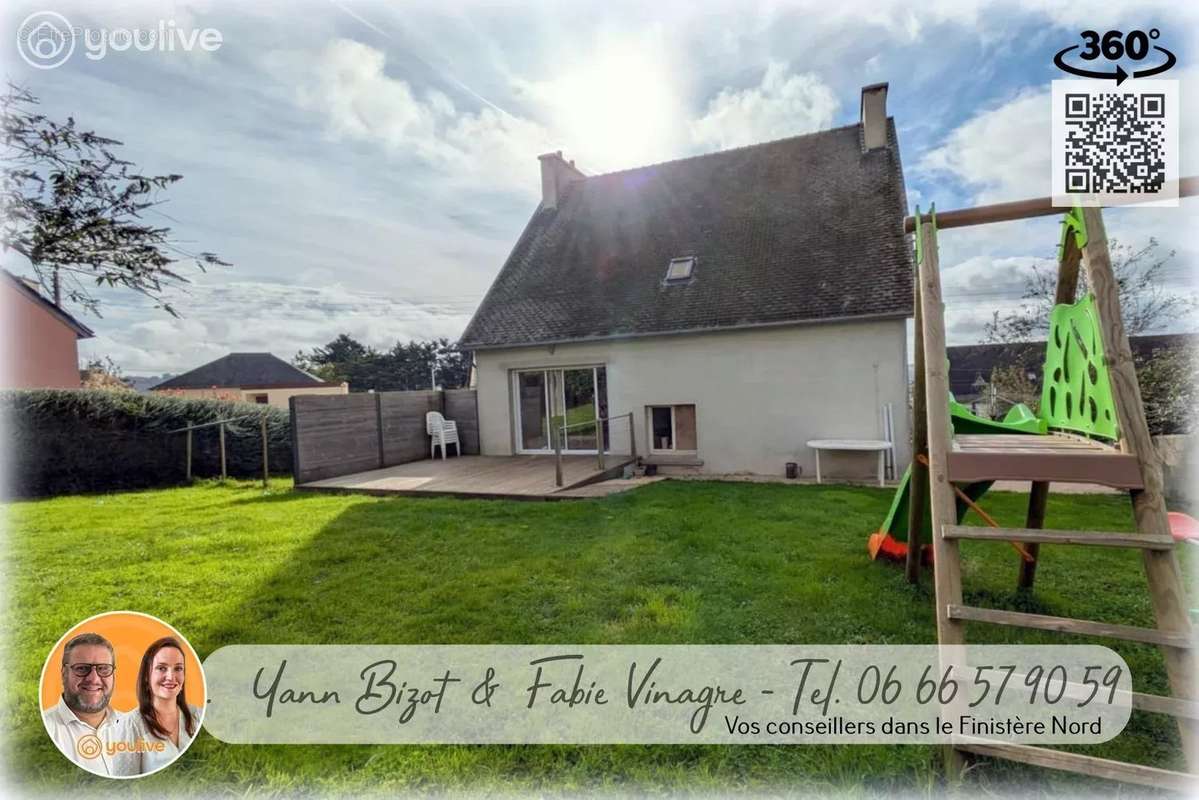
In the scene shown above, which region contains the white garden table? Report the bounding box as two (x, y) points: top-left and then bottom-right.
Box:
(805, 439), (894, 487)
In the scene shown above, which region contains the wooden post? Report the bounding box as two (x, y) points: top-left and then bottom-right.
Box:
(906, 247), (929, 584)
(1080, 206), (1197, 765)
(1019, 228), (1083, 589)
(185, 427), (193, 482)
(261, 416), (269, 489)
(219, 422), (227, 480)
(917, 213), (967, 780)
(289, 396), (302, 486)
(1018, 483), (1049, 589)
(375, 392), (385, 468)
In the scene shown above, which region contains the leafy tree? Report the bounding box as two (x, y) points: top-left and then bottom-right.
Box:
(432, 338), (471, 389)
(294, 335), (471, 392)
(295, 334), (377, 385)
(1, 83), (228, 316)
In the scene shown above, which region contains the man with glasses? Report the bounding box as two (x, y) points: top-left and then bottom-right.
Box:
(42, 632), (131, 776)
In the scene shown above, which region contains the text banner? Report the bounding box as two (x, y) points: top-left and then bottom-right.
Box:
(202, 645), (1131, 744)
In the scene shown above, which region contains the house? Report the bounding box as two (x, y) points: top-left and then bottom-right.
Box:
(150, 352), (348, 408)
(0, 269), (94, 389)
(459, 84), (913, 478)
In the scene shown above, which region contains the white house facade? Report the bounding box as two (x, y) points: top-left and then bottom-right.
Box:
(473, 318), (909, 477)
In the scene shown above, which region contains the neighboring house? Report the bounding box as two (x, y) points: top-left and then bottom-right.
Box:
(0, 269), (94, 389)
(460, 84), (913, 477)
(150, 352), (348, 408)
(949, 333), (1198, 414)
(127, 374), (175, 393)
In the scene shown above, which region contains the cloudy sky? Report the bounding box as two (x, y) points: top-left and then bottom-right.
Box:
(3, 0), (1197, 376)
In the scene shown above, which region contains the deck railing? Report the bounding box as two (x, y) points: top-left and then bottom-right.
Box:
(552, 412), (636, 487)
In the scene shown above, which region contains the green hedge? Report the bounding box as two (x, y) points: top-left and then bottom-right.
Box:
(3, 390), (292, 498)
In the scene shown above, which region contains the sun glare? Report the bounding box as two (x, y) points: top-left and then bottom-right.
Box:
(547, 43), (680, 172)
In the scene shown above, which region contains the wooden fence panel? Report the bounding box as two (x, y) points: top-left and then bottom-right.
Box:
(444, 389), (480, 455)
(380, 391), (443, 466)
(292, 389), (480, 483)
(291, 394), (380, 483)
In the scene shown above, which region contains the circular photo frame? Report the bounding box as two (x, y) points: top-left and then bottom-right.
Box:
(39, 611), (206, 778)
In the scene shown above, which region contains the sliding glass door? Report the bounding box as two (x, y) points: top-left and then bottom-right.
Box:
(517, 371), (549, 451)
(514, 366), (608, 454)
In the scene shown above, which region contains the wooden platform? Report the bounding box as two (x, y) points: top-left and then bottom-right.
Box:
(948, 434), (1144, 489)
(296, 455), (637, 500)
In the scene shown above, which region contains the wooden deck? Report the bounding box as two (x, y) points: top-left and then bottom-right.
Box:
(296, 455), (638, 500)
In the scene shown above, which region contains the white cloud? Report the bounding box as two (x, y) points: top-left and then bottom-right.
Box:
(919, 88), (1051, 204)
(271, 38), (551, 197)
(1020, 0), (1199, 31)
(942, 254), (1042, 296)
(690, 63), (839, 151)
(297, 39), (441, 151)
(78, 279), (475, 375)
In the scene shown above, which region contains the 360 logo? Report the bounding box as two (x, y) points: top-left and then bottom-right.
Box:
(75, 733), (102, 760)
(16, 11), (75, 70)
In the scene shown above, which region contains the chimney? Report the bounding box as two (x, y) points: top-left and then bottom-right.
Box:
(537, 151), (585, 210)
(860, 83), (889, 150)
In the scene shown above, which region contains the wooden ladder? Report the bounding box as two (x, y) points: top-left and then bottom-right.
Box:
(913, 205), (1197, 790)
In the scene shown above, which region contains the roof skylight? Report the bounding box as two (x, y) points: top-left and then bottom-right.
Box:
(665, 256), (695, 282)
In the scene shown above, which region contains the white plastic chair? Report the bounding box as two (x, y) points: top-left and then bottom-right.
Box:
(426, 411), (460, 460)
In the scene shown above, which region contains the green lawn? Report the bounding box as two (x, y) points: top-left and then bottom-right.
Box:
(3, 479), (1190, 797)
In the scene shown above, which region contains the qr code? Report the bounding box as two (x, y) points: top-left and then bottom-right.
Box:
(1063, 92), (1165, 193)
(1052, 80), (1178, 207)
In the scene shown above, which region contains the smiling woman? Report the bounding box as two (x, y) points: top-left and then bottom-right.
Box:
(127, 637), (203, 775)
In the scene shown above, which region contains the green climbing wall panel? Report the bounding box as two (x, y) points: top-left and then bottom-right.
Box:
(1040, 294), (1119, 440)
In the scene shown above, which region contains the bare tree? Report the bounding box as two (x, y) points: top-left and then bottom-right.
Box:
(984, 238), (1193, 343)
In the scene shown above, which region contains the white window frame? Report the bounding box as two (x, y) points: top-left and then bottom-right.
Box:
(512, 366), (606, 455)
(646, 404), (697, 455)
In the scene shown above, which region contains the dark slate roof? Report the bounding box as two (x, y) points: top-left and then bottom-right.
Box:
(2, 269), (94, 338)
(948, 334), (1198, 398)
(150, 353), (329, 390)
(460, 120), (913, 348)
